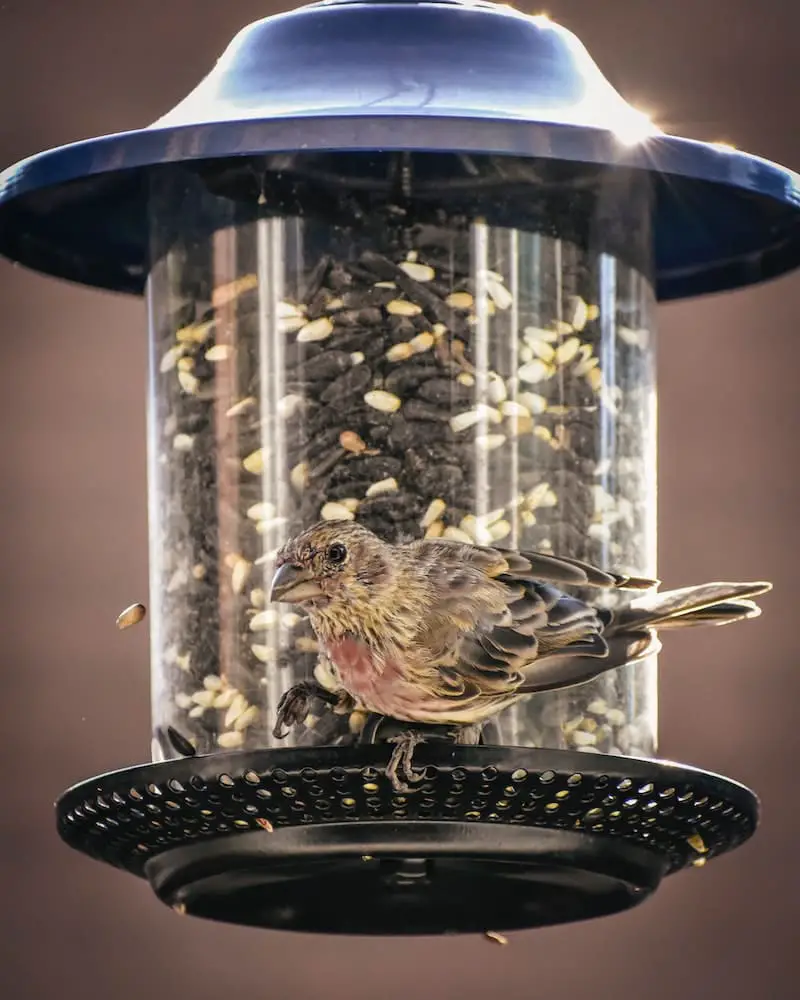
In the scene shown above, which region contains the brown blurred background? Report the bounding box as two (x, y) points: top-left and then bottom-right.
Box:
(1, 1), (798, 998)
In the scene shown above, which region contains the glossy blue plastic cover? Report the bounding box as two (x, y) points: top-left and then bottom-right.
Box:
(1, 0), (799, 300)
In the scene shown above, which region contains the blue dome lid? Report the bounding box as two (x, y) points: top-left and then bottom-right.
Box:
(1, 0), (799, 301)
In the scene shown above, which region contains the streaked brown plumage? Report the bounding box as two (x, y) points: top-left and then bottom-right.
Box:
(269, 520), (771, 789)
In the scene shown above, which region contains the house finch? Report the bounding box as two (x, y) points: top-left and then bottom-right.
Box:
(269, 521), (771, 791)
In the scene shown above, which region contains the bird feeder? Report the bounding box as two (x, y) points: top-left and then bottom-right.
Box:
(4, 0), (798, 936)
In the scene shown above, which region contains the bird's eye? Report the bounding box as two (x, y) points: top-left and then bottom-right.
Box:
(327, 542), (347, 565)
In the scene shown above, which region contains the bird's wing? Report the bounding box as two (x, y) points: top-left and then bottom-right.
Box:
(406, 540), (615, 700)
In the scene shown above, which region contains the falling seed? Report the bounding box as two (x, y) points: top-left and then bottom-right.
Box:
(386, 299), (422, 317)
(177, 370), (199, 395)
(172, 433), (194, 452)
(290, 461), (309, 492)
(212, 274), (258, 308)
(421, 498), (447, 527)
(409, 332), (435, 353)
(364, 390), (402, 413)
(159, 345), (185, 373)
(231, 557), (252, 595)
(250, 609), (278, 631)
(340, 430), (367, 453)
(399, 260), (436, 282)
(475, 433), (506, 451)
(205, 344), (232, 362)
(424, 521), (445, 538)
(297, 316), (334, 343)
(226, 397), (256, 418)
(484, 931), (509, 946)
(234, 705), (260, 732)
(618, 326), (648, 347)
(321, 501), (356, 521)
(569, 296), (589, 332)
(172, 902), (188, 915)
(692, 857), (707, 868)
(351, 351), (365, 365)
(555, 337), (581, 365)
(116, 603), (146, 630)
(218, 731), (245, 749)
(256, 517), (288, 536)
(518, 360), (553, 384)
(366, 477), (399, 497)
(251, 644), (274, 663)
(247, 502), (276, 522)
(445, 291), (473, 310)
(687, 833), (708, 854)
(243, 449), (265, 475)
(443, 526), (474, 543)
(255, 817), (274, 833)
(485, 275), (513, 310)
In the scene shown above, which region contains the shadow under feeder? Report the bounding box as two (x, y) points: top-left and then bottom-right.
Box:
(3, 0), (798, 935)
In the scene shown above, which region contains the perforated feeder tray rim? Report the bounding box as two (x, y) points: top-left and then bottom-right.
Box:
(56, 746), (757, 935)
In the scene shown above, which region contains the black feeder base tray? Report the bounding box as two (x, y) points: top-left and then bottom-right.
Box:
(56, 746), (758, 935)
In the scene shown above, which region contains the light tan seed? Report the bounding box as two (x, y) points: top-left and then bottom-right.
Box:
(552, 320), (573, 335)
(231, 558), (251, 595)
(225, 694), (248, 728)
(518, 360), (553, 384)
(173, 433), (194, 452)
(364, 390), (402, 413)
(386, 299), (422, 317)
(297, 316), (334, 343)
(203, 674), (224, 691)
(409, 332), (435, 353)
(569, 296), (589, 332)
(500, 400), (530, 418)
(533, 425), (553, 443)
(687, 833), (708, 854)
(421, 498), (446, 527)
(277, 300), (305, 319)
(531, 340), (556, 362)
(506, 413), (534, 436)
(176, 320), (214, 344)
(457, 372), (475, 387)
(175, 652), (191, 672)
(247, 502), (276, 521)
(337, 498), (361, 513)
(374, 281), (396, 290)
(177, 370), (199, 394)
(295, 637), (319, 653)
(321, 501), (356, 521)
(188, 705), (206, 719)
(205, 344), (232, 362)
(487, 374), (508, 404)
(587, 304), (600, 321)
(475, 433), (506, 451)
(243, 449), (265, 475)
(212, 274), (258, 308)
(116, 603), (146, 630)
(526, 483), (557, 508)
(517, 392), (548, 415)
(191, 690), (216, 708)
(226, 397), (256, 417)
(587, 367), (603, 391)
(290, 461), (309, 492)
(443, 526), (474, 543)
(249, 610), (278, 631)
(326, 297), (344, 311)
(445, 291), (474, 310)
(278, 315), (307, 335)
(450, 409), (482, 433)
(365, 477), (398, 498)
(573, 355), (599, 377)
(176, 356), (194, 372)
(485, 275), (513, 310)
(277, 393), (304, 419)
(250, 644), (274, 663)
(159, 345), (185, 373)
(175, 692), (193, 710)
(234, 705), (260, 732)
(340, 430), (367, 454)
(250, 588), (266, 608)
(217, 731), (245, 749)
(555, 337), (581, 365)
(523, 325), (559, 344)
(424, 521), (445, 538)
(386, 342), (413, 362)
(400, 261), (436, 282)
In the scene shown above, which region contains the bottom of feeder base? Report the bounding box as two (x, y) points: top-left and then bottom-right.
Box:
(56, 746), (758, 935)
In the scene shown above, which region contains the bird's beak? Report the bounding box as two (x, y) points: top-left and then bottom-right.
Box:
(270, 563), (324, 604)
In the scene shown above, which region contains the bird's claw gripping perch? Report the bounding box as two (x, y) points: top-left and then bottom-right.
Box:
(385, 731), (427, 793)
(273, 680), (345, 739)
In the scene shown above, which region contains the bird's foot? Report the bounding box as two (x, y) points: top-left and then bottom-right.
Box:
(273, 681), (350, 739)
(385, 730), (427, 793)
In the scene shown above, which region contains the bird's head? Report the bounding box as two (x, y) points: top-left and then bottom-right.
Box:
(269, 521), (395, 621)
